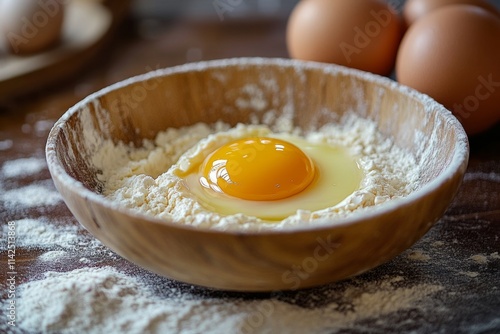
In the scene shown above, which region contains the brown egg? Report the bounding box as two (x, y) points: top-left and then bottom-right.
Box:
(403, 0), (500, 27)
(396, 5), (500, 135)
(286, 0), (403, 76)
(0, 0), (65, 55)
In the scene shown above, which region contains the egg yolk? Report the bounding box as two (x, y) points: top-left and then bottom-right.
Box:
(200, 137), (316, 201)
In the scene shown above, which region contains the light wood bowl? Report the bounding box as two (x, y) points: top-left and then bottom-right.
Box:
(46, 58), (469, 291)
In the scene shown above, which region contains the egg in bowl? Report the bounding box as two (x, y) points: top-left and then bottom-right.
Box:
(46, 58), (468, 291)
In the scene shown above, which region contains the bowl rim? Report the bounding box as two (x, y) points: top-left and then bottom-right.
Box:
(45, 57), (470, 236)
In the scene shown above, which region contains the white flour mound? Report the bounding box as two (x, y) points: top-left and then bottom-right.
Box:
(93, 114), (420, 231)
(17, 267), (442, 334)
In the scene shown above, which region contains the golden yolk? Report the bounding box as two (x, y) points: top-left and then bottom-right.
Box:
(200, 137), (316, 201)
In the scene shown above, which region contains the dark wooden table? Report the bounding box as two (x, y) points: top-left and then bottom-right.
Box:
(1, 4), (499, 334)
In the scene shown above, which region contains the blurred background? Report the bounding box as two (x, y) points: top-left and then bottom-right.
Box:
(132, 0), (500, 20)
(133, 0), (299, 19)
(132, 0), (404, 20)
(1, 0), (500, 103)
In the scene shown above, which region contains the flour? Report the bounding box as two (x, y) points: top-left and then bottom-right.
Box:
(463, 172), (500, 183)
(432, 241), (445, 247)
(0, 218), (99, 250)
(470, 254), (488, 264)
(95, 114), (420, 231)
(408, 250), (431, 262)
(34, 119), (56, 137)
(1, 157), (46, 178)
(16, 266), (443, 334)
(459, 271), (480, 278)
(0, 158), (60, 209)
(470, 253), (500, 263)
(38, 250), (69, 262)
(0, 139), (13, 150)
(0, 182), (62, 208)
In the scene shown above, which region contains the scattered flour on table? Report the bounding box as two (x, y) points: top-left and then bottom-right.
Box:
(432, 241), (445, 247)
(0, 139), (13, 150)
(92, 114), (421, 231)
(0, 182), (62, 207)
(469, 253), (500, 263)
(0, 218), (102, 250)
(459, 271), (480, 278)
(0, 157), (105, 253)
(38, 250), (69, 262)
(1, 157), (46, 178)
(0, 159), (60, 209)
(463, 172), (500, 183)
(408, 250), (431, 262)
(79, 257), (93, 264)
(16, 266), (443, 334)
(34, 119), (56, 136)
(470, 254), (488, 264)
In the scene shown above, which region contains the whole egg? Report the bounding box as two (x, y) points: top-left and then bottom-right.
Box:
(403, 0), (499, 27)
(286, 0), (403, 76)
(396, 5), (500, 135)
(0, 0), (65, 54)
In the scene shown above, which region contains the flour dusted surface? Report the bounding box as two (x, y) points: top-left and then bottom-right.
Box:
(16, 266), (443, 334)
(96, 114), (420, 231)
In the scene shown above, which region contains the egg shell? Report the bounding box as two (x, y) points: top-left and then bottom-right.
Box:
(286, 0), (403, 76)
(396, 5), (500, 135)
(0, 0), (65, 55)
(403, 0), (500, 27)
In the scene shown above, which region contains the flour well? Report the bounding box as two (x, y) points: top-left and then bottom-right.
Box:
(95, 114), (420, 231)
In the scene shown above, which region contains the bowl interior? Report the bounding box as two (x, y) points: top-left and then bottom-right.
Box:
(54, 59), (464, 196)
(46, 58), (469, 291)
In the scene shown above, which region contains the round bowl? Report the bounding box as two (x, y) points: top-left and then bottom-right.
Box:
(46, 58), (469, 292)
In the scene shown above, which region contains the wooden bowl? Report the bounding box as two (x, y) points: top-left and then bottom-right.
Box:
(46, 58), (469, 291)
